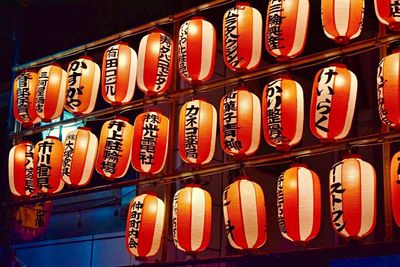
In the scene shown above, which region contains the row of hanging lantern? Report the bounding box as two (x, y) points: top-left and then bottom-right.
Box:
(13, 1), (400, 127)
(125, 153), (382, 260)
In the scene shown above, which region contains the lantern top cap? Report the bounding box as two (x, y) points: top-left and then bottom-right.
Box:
(236, 2), (251, 7)
(21, 68), (37, 74)
(79, 55), (93, 61)
(142, 191), (157, 197)
(113, 41), (129, 46)
(235, 175), (251, 181)
(343, 153), (362, 160)
(78, 126), (92, 131)
(274, 73), (292, 80)
(19, 140), (33, 145)
(144, 108), (163, 114)
(392, 48), (400, 54)
(149, 28), (169, 36)
(46, 135), (59, 140)
(185, 183), (201, 188)
(189, 96), (208, 102)
(290, 163), (309, 169)
(114, 116), (130, 122)
(190, 16), (207, 21)
(328, 62), (347, 69)
(48, 62), (61, 67)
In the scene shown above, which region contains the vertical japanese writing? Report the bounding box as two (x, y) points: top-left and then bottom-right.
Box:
(128, 200), (144, 249)
(391, 0), (400, 17)
(267, 0), (284, 50)
(101, 120), (125, 176)
(184, 103), (200, 160)
(140, 113), (160, 168)
(172, 192), (179, 245)
(66, 60), (87, 110)
(266, 80), (288, 144)
(223, 186), (235, 241)
(178, 21), (190, 80)
(377, 60), (394, 127)
(35, 70), (49, 114)
(104, 46), (119, 98)
(62, 132), (77, 178)
(224, 7), (240, 67)
(37, 140), (54, 190)
(223, 91), (242, 152)
(277, 173), (287, 234)
(25, 144), (35, 194)
(156, 35), (172, 91)
(16, 73), (33, 122)
(330, 162), (346, 233)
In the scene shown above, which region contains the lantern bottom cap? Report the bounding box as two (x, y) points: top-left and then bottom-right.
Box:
(334, 36), (350, 45)
(389, 22), (400, 32)
(276, 55), (292, 62)
(135, 256), (148, 261)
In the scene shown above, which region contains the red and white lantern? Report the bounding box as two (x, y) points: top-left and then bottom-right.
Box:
(62, 128), (98, 187)
(178, 17), (216, 84)
(329, 155), (376, 239)
(102, 43), (137, 105)
(262, 77), (304, 150)
(277, 164), (321, 243)
(65, 56), (100, 115)
(34, 136), (64, 194)
(9, 142), (36, 197)
(321, 0), (364, 44)
(13, 71), (41, 127)
(179, 99), (217, 166)
(220, 87), (261, 158)
(390, 151), (400, 227)
(223, 2), (262, 71)
(266, 0), (310, 61)
(35, 64), (67, 122)
(96, 117), (133, 179)
(126, 193), (165, 260)
(137, 30), (174, 95)
(375, 0), (400, 31)
(172, 185), (212, 254)
(223, 177), (267, 250)
(131, 111), (169, 174)
(310, 64), (357, 142)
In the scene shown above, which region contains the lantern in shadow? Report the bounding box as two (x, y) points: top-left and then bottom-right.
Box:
(35, 64), (67, 122)
(179, 99), (217, 166)
(265, 0), (310, 61)
(13, 70), (41, 127)
(137, 30), (173, 96)
(9, 141), (36, 197)
(329, 155), (376, 239)
(34, 136), (64, 194)
(178, 17), (216, 85)
(321, 0), (364, 44)
(102, 43), (137, 105)
(62, 128), (98, 187)
(223, 2), (262, 71)
(220, 87), (261, 158)
(96, 117), (133, 179)
(390, 151), (400, 227)
(126, 193), (165, 260)
(310, 63), (357, 142)
(375, 0), (400, 31)
(172, 184), (212, 254)
(278, 164), (321, 243)
(65, 56), (100, 115)
(131, 111), (169, 174)
(262, 76), (304, 150)
(223, 177), (267, 250)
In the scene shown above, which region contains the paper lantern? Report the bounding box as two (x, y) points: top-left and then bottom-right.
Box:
(126, 193), (165, 260)
(137, 30), (174, 96)
(310, 63), (357, 142)
(96, 117), (133, 179)
(277, 164), (321, 243)
(35, 64), (67, 122)
(179, 99), (217, 166)
(223, 177), (267, 250)
(321, 0), (364, 44)
(65, 56), (100, 115)
(178, 17), (216, 84)
(377, 50), (400, 128)
(262, 77), (304, 150)
(62, 128), (98, 186)
(375, 0), (400, 31)
(13, 71), (41, 127)
(8, 142), (36, 197)
(329, 155), (376, 239)
(131, 111), (169, 174)
(172, 185), (212, 254)
(102, 43), (137, 105)
(265, 0), (310, 61)
(220, 87), (261, 158)
(223, 2), (262, 71)
(390, 151), (400, 227)
(34, 136), (64, 194)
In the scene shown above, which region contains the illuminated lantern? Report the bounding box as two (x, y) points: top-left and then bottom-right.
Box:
(179, 99), (217, 166)
(172, 185), (212, 253)
(223, 2), (262, 71)
(390, 151), (400, 227)
(8, 142), (36, 197)
(377, 50), (400, 128)
(102, 43), (137, 105)
(375, 0), (400, 31)
(178, 17), (216, 84)
(62, 128), (98, 186)
(265, 0), (310, 61)
(13, 71), (41, 127)
(131, 111), (169, 174)
(329, 155), (376, 239)
(220, 87), (261, 158)
(262, 77), (304, 150)
(65, 56), (100, 115)
(137, 30), (173, 95)
(96, 117), (133, 179)
(321, 0), (364, 44)
(35, 64), (67, 122)
(223, 177), (267, 250)
(34, 136), (64, 194)
(310, 64), (357, 142)
(277, 164), (321, 243)
(126, 193), (165, 260)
